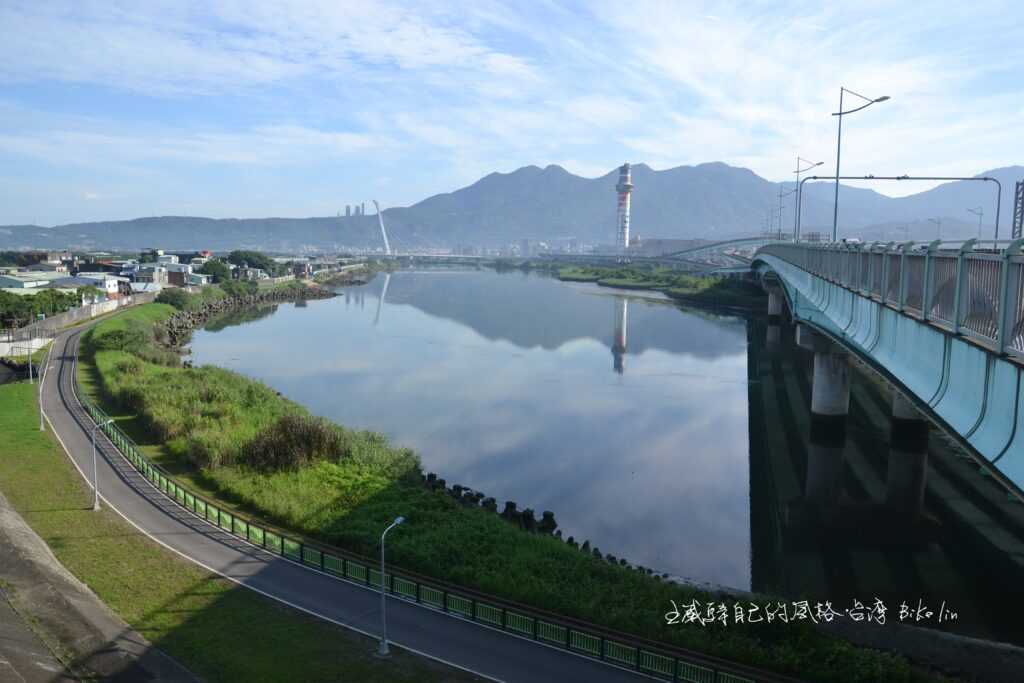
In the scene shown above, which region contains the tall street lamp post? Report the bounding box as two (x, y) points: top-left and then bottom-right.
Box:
(92, 418), (114, 511)
(967, 207), (983, 240)
(831, 87), (890, 241)
(377, 516), (405, 657)
(794, 158), (823, 241)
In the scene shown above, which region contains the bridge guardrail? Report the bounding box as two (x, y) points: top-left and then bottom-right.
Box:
(69, 349), (803, 683)
(757, 241), (1024, 362)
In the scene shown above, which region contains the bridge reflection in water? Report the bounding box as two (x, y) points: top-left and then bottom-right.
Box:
(747, 314), (1024, 645)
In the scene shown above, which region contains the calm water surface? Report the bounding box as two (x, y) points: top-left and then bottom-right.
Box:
(189, 269), (1024, 643)
(190, 270), (753, 588)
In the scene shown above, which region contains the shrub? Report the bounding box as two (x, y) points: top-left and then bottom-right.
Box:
(243, 413), (350, 472)
(219, 280), (257, 298)
(156, 288), (191, 310)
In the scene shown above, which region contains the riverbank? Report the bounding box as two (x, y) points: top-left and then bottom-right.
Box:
(71, 283), (952, 682)
(0, 380), (466, 682)
(556, 265), (765, 310)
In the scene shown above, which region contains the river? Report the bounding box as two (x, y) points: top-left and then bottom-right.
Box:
(188, 269), (1024, 644)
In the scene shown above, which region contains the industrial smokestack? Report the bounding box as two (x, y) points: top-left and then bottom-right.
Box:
(616, 163), (633, 250)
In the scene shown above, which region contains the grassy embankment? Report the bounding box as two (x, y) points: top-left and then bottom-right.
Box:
(76, 289), (944, 683)
(558, 265), (764, 308)
(0, 380), (472, 683)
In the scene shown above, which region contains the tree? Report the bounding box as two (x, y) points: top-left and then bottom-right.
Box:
(198, 259), (231, 283)
(226, 250), (279, 275)
(76, 285), (103, 303)
(156, 288), (191, 310)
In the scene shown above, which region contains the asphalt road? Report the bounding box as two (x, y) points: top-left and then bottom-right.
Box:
(41, 324), (648, 683)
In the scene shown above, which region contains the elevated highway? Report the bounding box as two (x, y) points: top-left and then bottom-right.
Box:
(752, 239), (1024, 494)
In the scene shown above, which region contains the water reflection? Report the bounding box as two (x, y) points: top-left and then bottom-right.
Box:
(190, 270), (752, 588)
(612, 298), (627, 374)
(188, 269), (1024, 644)
(749, 318), (1024, 644)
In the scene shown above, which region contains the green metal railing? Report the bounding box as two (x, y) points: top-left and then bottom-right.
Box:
(75, 371), (778, 683)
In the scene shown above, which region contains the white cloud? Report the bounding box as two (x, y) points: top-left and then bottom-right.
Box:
(1, 0), (1023, 222)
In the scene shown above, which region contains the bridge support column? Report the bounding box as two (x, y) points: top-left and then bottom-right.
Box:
(797, 325), (850, 504)
(885, 391), (929, 516)
(767, 287), (783, 320)
(765, 283), (784, 350)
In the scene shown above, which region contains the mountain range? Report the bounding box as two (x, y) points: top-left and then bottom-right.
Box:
(1, 162), (1020, 252)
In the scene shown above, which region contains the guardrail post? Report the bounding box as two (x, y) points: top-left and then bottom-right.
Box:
(866, 244), (875, 297)
(953, 239), (977, 334)
(997, 239), (1024, 353)
(922, 239), (940, 321)
(898, 242), (912, 311)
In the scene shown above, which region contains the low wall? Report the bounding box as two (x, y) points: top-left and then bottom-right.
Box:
(1, 293), (158, 343)
(0, 337), (51, 357)
(756, 253), (1024, 492)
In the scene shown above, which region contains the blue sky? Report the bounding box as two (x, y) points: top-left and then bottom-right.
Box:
(1, 1), (1022, 225)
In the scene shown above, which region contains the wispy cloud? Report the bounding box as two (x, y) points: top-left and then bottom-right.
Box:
(0, 0), (1022, 223)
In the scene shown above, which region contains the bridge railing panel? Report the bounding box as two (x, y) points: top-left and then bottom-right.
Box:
(857, 251), (870, 293)
(1009, 259), (1024, 359)
(869, 252), (885, 299)
(885, 253), (902, 306)
(903, 254), (926, 316)
(960, 255), (1002, 345)
(927, 255), (958, 328)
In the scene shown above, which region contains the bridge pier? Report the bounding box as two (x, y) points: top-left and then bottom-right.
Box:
(765, 283), (784, 350)
(885, 391), (929, 515)
(797, 325), (850, 504)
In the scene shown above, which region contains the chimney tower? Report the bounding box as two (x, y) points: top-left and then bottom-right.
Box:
(615, 163), (633, 250)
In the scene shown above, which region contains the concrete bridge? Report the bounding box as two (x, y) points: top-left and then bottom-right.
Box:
(752, 239), (1024, 496)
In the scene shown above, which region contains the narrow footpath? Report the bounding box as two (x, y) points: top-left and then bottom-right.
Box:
(41, 323), (645, 683)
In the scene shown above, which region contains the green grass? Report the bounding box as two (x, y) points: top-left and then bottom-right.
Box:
(71, 301), (947, 683)
(0, 381), (474, 683)
(556, 265), (765, 308)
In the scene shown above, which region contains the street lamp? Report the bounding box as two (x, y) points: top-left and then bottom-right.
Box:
(777, 186), (797, 240)
(377, 516), (405, 657)
(91, 418), (114, 511)
(794, 158), (823, 240)
(831, 87), (890, 241)
(929, 217), (942, 241)
(967, 207), (983, 240)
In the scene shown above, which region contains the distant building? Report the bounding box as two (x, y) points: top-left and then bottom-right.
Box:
(135, 265), (168, 285)
(345, 205), (352, 217)
(164, 263), (194, 287)
(156, 254), (179, 265)
(74, 272), (128, 297)
(26, 262), (68, 273)
(519, 239), (531, 257)
(0, 272), (54, 289)
(235, 266), (268, 281)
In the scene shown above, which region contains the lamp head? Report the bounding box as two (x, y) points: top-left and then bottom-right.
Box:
(874, 96), (890, 103)
(394, 516), (405, 525)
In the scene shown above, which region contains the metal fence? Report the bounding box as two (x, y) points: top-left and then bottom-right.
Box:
(757, 240), (1024, 360)
(72, 370), (782, 683)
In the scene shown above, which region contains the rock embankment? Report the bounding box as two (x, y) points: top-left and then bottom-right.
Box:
(161, 284), (335, 347)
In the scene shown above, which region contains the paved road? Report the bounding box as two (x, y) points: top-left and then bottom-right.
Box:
(41, 325), (647, 683)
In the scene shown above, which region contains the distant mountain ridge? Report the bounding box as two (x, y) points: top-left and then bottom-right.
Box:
(1, 162), (1020, 251)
